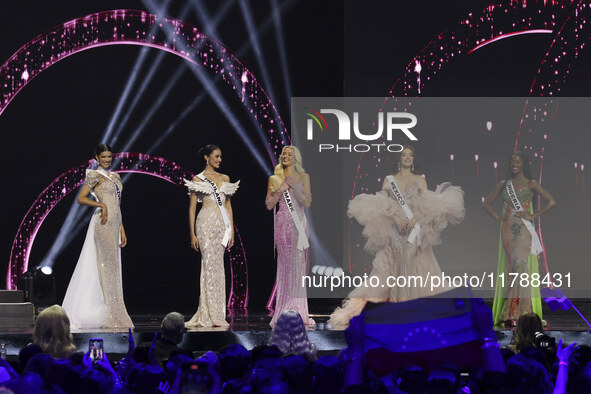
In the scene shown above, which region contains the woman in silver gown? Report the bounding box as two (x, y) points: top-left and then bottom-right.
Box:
(184, 144), (239, 328)
(63, 144), (133, 329)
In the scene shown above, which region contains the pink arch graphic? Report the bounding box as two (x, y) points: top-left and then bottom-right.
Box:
(6, 152), (249, 308)
(0, 9), (288, 158)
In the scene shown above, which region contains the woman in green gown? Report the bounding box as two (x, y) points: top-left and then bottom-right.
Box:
(483, 151), (556, 327)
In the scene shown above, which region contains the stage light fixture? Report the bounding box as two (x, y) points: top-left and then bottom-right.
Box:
(17, 266), (57, 308)
(40, 266), (53, 275)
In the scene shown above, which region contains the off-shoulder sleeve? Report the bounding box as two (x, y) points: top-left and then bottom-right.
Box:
(183, 179), (214, 196)
(221, 180), (240, 196)
(85, 170), (100, 189)
(413, 182), (465, 248)
(348, 191), (401, 254)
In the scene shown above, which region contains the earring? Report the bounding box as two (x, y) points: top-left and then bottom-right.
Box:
(411, 164), (414, 172)
(398, 162), (401, 171)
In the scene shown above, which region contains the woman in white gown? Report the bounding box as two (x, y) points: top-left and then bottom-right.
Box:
(184, 144), (239, 328)
(62, 144), (133, 329)
(329, 146), (465, 326)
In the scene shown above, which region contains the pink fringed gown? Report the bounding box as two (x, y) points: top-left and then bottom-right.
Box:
(329, 181), (465, 326)
(267, 181), (314, 326)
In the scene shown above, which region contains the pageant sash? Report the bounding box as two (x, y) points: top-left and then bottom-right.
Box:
(94, 168), (122, 205)
(506, 180), (543, 255)
(197, 172), (232, 247)
(282, 189), (310, 251)
(386, 175), (420, 245)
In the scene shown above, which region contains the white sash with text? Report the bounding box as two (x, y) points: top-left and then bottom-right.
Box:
(386, 175), (420, 245)
(506, 180), (543, 255)
(282, 189), (309, 251)
(197, 172), (232, 247)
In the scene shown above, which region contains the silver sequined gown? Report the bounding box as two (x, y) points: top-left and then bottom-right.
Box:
(185, 179), (239, 327)
(86, 170), (133, 328)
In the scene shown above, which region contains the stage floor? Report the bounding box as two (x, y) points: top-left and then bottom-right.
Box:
(1, 301), (590, 358)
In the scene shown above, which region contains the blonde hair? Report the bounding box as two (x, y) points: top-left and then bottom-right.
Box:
(33, 305), (76, 358)
(274, 145), (305, 179)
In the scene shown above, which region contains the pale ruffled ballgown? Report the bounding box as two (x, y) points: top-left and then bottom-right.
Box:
(329, 181), (465, 326)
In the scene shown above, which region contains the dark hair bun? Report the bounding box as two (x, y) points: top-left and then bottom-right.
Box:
(94, 143), (113, 157)
(199, 144), (220, 157)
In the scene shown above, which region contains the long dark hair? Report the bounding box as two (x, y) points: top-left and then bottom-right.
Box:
(94, 143), (113, 157)
(514, 312), (543, 353)
(508, 151), (535, 180)
(392, 145), (421, 175)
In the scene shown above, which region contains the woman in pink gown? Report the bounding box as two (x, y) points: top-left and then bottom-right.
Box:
(265, 146), (314, 326)
(329, 146), (465, 326)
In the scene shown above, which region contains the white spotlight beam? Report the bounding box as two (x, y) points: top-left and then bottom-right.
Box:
(142, 0), (273, 171)
(270, 0), (293, 141)
(102, 0), (174, 143)
(188, 0), (293, 149)
(115, 0), (236, 151)
(145, 0), (296, 157)
(237, 0), (280, 111)
(118, 64), (187, 154)
(109, 0), (196, 146)
(110, 51), (167, 146)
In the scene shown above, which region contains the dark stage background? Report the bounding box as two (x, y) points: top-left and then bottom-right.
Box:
(1, 0), (590, 314)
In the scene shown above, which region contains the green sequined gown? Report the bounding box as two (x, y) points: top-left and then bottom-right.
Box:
(491, 186), (543, 325)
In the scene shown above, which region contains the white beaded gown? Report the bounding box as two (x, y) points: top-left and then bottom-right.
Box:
(62, 169), (133, 329)
(185, 178), (239, 327)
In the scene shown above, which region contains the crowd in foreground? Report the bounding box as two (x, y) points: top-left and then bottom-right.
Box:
(0, 301), (590, 393)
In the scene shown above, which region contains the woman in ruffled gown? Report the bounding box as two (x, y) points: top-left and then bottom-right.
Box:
(62, 144), (133, 329)
(329, 146), (465, 326)
(184, 144), (239, 328)
(265, 146), (314, 326)
(483, 151), (556, 327)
